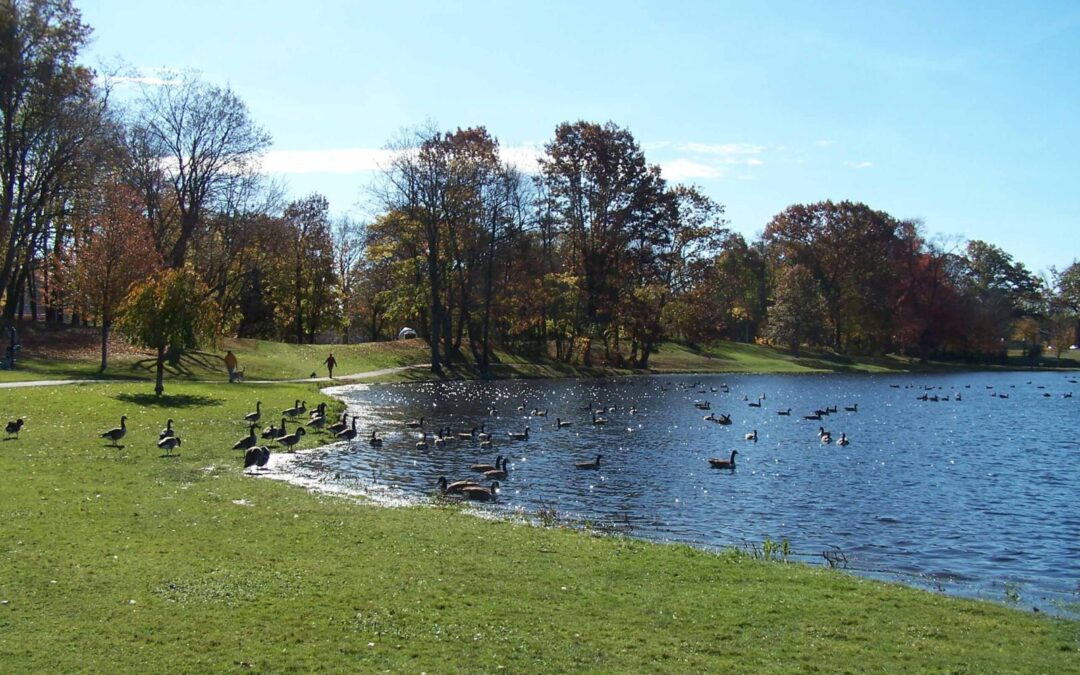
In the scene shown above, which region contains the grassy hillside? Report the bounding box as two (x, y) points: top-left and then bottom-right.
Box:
(3, 325), (430, 383)
(0, 380), (1075, 672)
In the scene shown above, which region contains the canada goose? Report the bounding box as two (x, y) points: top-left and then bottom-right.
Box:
(477, 425), (491, 441)
(556, 417), (572, 429)
(709, 450), (738, 470)
(777, 409), (791, 416)
(694, 401), (711, 410)
(826, 405), (837, 414)
(157, 435), (181, 455)
(461, 480), (499, 502)
(508, 427), (529, 441)
(336, 418), (358, 445)
(233, 424), (258, 450)
(244, 401), (262, 423)
(309, 402), (326, 419)
(101, 415), (127, 447)
(479, 440), (493, 450)
(277, 426), (306, 450)
(306, 414), (326, 431)
(804, 413), (822, 420)
(327, 412), (349, 435)
(715, 414), (732, 425)
(748, 399), (762, 408)
(244, 446), (271, 471)
(405, 417), (424, 429)
(269, 417), (289, 439)
(283, 400), (302, 417)
(436, 476), (479, 495)
(745, 429), (757, 442)
(457, 427), (478, 441)
(159, 419), (175, 440)
(5, 418), (24, 439)
(819, 427), (832, 443)
(416, 432), (430, 450)
(531, 408), (547, 417)
(575, 454), (602, 470)
(591, 412), (607, 426)
(369, 430), (383, 447)
(836, 433), (850, 446)
(471, 455), (503, 473)
(704, 413), (717, 422)
(296, 401), (307, 415)
(484, 457), (509, 479)
(1065, 392), (1073, 399)
(844, 403), (858, 412)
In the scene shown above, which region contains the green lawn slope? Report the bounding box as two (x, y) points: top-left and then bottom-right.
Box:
(0, 380), (1075, 672)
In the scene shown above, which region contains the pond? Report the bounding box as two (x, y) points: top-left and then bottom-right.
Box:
(275, 370), (1080, 615)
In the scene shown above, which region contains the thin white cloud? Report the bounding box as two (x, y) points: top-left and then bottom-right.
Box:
(659, 158), (727, 181)
(261, 148), (399, 174)
(105, 68), (182, 87)
(844, 160), (873, 169)
(679, 142), (765, 156)
(814, 139), (835, 147)
(260, 144), (542, 175)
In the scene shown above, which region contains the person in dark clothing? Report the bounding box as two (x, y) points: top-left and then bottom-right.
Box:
(323, 352), (338, 379)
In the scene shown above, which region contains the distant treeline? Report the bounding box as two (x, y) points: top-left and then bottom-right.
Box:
(2, 1), (1078, 375)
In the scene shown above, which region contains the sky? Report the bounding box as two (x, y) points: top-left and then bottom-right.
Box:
(78, 1), (1080, 274)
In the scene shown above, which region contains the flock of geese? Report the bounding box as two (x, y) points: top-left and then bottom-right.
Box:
(4, 375), (1074, 505)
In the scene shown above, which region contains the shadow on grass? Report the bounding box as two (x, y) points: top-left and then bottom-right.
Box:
(115, 392), (223, 408)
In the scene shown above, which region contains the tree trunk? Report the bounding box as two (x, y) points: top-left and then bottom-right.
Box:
(100, 320), (110, 371)
(155, 345), (166, 396)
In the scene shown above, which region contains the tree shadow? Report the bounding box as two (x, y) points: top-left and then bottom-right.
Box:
(115, 393), (223, 408)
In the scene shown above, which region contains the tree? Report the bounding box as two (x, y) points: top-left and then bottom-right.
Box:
(763, 201), (901, 353)
(282, 194), (338, 343)
(1050, 261), (1080, 348)
(67, 183), (161, 370)
(130, 72), (271, 268)
(538, 121), (667, 364)
(0, 0), (111, 318)
(117, 266), (219, 395)
(766, 264), (825, 355)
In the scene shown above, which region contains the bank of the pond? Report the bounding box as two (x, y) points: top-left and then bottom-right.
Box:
(0, 379), (1076, 672)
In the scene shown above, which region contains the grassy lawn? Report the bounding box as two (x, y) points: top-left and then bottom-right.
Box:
(3, 330), (430, 383)
(0, 379), (1076, 672)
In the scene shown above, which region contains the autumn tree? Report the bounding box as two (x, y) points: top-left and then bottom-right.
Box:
(763, 200), (901, 353)
(1049, 261), (1080, 350)
(766, 264), (825, 355)
(0, 0), (112, 319)
(281, 194), (338, 343)
(538, 121), (667, 364)
(117, 266), (219, 395)
(67, 183), (161, 370)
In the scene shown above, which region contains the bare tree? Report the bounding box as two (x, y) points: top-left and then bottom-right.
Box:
(130, 72), (270, 268)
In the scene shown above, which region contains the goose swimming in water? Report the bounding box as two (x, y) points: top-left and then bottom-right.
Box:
(575, 454), (603, 470)
(508, 427), (530, 441)
(471, 455), (503, 473)
(745, 429), (758, 442)
(709, 450), (738, 470)
(461, 481), (499, 502)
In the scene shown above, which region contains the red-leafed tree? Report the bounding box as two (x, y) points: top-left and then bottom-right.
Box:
(67, 184), (162, 370)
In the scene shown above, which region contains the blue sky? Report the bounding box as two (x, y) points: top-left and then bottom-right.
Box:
(80, 1), (1079, 273)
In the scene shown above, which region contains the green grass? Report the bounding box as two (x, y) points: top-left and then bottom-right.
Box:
(1, 380), (1076, 672)
(3, 334), (430, 383)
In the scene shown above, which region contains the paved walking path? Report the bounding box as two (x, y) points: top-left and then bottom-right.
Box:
(0, 364), (431, 389)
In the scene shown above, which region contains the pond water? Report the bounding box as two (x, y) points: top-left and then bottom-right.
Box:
(278, 370), (1080, 614)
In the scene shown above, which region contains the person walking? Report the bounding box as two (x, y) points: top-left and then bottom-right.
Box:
(323, 352), (338, 379)
(224, 350), (239, 383)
